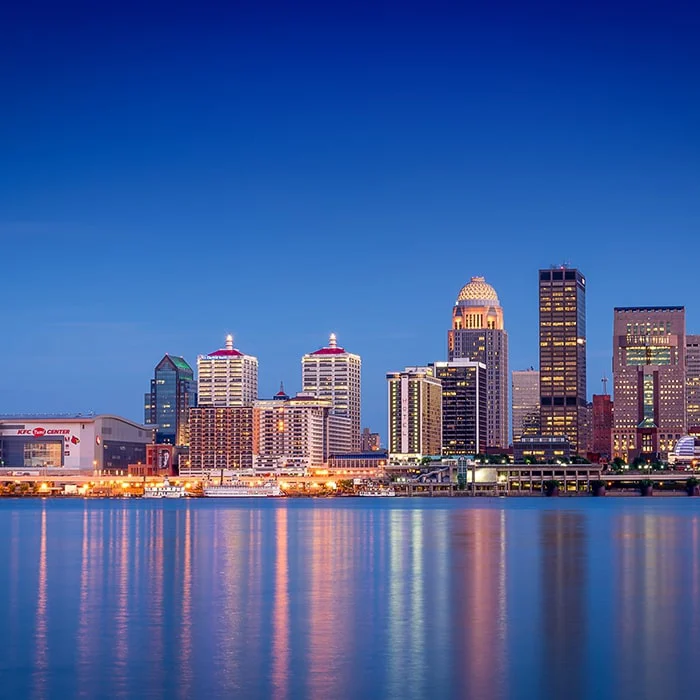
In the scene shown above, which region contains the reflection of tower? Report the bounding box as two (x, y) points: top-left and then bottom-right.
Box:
(540, 511), (587, 700)
(450, 508), (507, 698)
(448, 276), (509, 449)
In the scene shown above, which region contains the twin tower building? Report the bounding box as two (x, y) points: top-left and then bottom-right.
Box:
(145, 333), (361, 474)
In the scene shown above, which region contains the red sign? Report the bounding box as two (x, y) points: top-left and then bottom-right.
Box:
(16, 427), (70, 437)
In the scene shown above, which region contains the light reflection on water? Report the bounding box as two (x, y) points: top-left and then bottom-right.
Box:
(2, 499), (700, 700)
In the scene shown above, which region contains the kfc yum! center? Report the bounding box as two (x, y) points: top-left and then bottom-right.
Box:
(0, 415), (153, 473)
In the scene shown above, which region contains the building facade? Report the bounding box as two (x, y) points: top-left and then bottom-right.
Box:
(301, 333), (361, 451)
(687, 335), (700, 432)
(0, 415), (152, 474)
(144, 354), (195, 446)
(360, 428), (381, 452)
(538, 267), (587, 453)
(592, 394), (613, 459)
(386, 367), (442, 462)
(612, 306), (686, 460)
(448, 276), (508, 449)
(186, 406), (254, 475)
(197, 335), (258, 407)
(511, 369), (540, 444)
(431, 360), (486, 456)
(253, 392), (334, 472)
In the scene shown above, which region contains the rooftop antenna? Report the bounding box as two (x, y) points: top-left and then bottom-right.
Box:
(601, 376), (608, 395)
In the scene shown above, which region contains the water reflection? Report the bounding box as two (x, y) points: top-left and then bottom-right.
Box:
(540, 511), (587, 700)
(4, 500), (700, 700)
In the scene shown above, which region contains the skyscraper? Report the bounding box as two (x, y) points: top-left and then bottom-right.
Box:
(511, 369), (540, 443)
(686, 335), (700, 431)
(538, 267), (587, 453)
(592, 394), (613, 459)
(301, 333), (361, 452)
(431, 360), (486, 456)
(612, 307), (686, 460)
(448, 276), (508, 449)
(145, 354), (195, 446)
(197, 335), (258, 407)
(386, 367), (442, 462)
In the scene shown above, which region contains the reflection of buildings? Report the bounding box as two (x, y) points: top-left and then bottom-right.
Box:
(539, 266), (587, 453)
(450, 508), (507, 698)
(448, 276), (509, 449)
(386, 367), (442, 462)
(612, 307), (686, 460)
(145, 354), (195, 445)
(540, 511), (586, 700)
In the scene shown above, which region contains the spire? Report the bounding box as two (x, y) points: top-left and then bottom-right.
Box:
(329, 333), (337, 349)
(225, 334), (233, 351)
(279, 381), (285, 394)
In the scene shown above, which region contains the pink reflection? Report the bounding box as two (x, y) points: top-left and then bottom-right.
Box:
(271, 507), (289, 699)
(32, 505), (48, 698)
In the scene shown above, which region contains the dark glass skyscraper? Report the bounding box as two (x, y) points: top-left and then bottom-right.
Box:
(538, 267), (587, 453)
(145, 355), (195, 446)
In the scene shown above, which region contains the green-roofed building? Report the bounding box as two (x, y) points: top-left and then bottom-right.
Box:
(145, 355), (196, 446)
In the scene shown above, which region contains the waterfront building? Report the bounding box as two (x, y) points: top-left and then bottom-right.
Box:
(144, 354), (195, 446)
(301, 333), (361, 451)
(592, 394), (613, 459)
(512, 435), (571, 463)
(431, 359), (486, 456)
(253, 392), (336, 472)
(511, 369), (540, 444)
(186, 406), (254, 475)
(328, 451), (388, 471)
(360, 428), (381, 452)
(0, 414), (152, 474)
(448, 276), (508, 449)
(612, 306), (686, 460)
(538, 266), (587, 453)
(197, 335), (258, 407)
(386, 367), (442, 463)
(686, 335), (700, 431)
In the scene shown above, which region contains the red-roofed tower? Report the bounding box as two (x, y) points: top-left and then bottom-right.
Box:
(301, 333), (361, 452)
(197, 334), (258, 407)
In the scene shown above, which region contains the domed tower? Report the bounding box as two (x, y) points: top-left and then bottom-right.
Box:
(448, 276), (509, 449)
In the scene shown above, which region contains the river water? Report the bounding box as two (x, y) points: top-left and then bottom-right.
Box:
(1, 498), (699, 700)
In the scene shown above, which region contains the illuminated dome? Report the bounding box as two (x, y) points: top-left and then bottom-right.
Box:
(456, 276), (500, 305)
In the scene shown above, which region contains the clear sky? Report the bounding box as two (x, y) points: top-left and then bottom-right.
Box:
(2, 1), (699, 441)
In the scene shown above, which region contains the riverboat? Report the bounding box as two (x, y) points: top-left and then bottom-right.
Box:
(143, 478), (186, 499)
(203, 481), (283, 497)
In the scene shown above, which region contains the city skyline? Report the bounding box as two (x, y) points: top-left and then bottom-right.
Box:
(3, 4), (699, 441)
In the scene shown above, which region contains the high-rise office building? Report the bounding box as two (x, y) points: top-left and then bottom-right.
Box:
(197, 335), (258, 407)
(386, 367), (442, 462)
(431, 360), (486, 456)
(186, 406), (254, 475)
(612, 307), (686, 460)
(145, 354), (195, 446)
(301, 333), (361, 451)
(448, 276), (508, 449)
(592, 394), (613, 458)
(511, 369), (540, 443)
(538, 267), (587, 453)
(687, 335), (700, 431)
(253, 392), (338, 472)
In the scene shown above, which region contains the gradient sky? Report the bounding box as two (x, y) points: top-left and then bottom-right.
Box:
(2, 1), (699, 441)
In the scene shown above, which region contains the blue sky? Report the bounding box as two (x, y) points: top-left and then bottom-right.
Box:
(2, 1), (699, 440)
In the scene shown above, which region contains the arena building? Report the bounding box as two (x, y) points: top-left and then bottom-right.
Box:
(0, 414), (153, 474)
